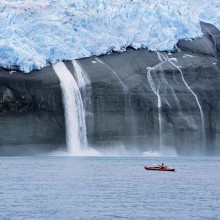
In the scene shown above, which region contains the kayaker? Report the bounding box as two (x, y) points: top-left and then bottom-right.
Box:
(160, 163), (165, 168)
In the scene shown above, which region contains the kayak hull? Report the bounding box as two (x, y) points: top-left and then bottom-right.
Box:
(144, 166), (175, 171)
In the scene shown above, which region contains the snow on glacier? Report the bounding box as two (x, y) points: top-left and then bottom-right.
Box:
(0, 0), (219, 73)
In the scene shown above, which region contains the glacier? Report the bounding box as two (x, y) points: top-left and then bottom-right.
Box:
(0, 0), (220, 73)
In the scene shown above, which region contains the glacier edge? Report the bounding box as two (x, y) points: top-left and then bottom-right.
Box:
(0, 0), (220, 73)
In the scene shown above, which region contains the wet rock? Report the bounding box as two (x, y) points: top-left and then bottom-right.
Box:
(1, 22), (220, 156)
(177, 37), (216, 56)
(0, 66), (65, 155)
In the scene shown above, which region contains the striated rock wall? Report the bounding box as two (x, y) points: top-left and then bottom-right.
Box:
(1, 22), (220, 156)
(0, 66), (65, 155)
(78, 21), (220, 156)
(79, 50), (220, 156)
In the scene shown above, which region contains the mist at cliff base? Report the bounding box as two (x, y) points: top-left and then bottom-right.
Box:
(48, 144), (178, 157)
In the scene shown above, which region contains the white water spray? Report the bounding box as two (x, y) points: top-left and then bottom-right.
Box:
(53, 62), (87, 155)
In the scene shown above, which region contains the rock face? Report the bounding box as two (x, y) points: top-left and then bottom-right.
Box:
(79, 21), (220, 156)
(80, 51), (220, 156)
(1, 22), (220, 156)
(0, 67), (65, 155)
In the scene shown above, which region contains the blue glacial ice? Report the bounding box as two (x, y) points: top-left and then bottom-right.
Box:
(0, 0), (219, 72)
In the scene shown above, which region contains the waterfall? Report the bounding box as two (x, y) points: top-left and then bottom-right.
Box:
(147, 52), (181, 152)
(156, 52), (182, 113)
(166, 57), (206, 151)
(72, 60), (90, 88)
(147, 51), (205, 153)
(95, 57), (127, 90)
(72, 59), (93, 145)
(147, 69), (163, 151)
(53, 62), (87, 155)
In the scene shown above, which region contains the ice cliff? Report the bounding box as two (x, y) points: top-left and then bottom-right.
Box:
(0, 0), (219, 72)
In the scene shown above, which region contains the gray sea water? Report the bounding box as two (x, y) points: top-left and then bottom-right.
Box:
(0, 156), (219, 220)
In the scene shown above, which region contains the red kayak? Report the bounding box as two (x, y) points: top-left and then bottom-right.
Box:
(144, 166), (175, 171)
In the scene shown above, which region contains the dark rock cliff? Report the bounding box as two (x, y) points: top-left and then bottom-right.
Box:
(0, 22), (220, 156)
(0, 66), (65, 155)
(80, 51), (220, 156)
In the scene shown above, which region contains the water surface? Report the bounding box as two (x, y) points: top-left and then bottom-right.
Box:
(0, 157), (219, 220)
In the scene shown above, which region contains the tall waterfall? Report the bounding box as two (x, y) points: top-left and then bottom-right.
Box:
(53, 62), (88, 155)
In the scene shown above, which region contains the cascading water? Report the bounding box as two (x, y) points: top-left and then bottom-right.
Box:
(156, 52), (182, 112)
(147, 70), (163, 150)
(95, 57), (127, 90)
(166, 56), (206, 151)
(72, 59), (93, 146)
(53, 62), (88, 155)
(147, 52), (181, 153)
(72, 60), (90, 89)
(147, 51), (206, 154)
